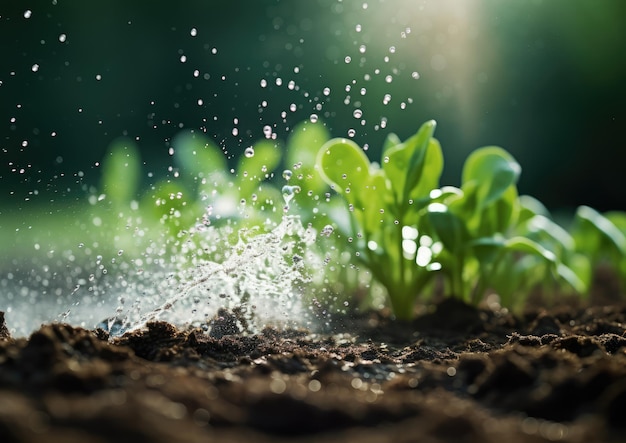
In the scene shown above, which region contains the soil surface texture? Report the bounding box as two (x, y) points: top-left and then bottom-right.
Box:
(2, 298), (626, 443)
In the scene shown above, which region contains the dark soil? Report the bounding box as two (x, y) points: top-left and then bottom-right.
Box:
(2, 297), (626, 443)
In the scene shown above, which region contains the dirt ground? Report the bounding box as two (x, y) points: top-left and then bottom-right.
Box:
(2, 293), (626, 443)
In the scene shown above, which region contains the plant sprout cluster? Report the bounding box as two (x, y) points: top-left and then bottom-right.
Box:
(318, 120), (626, 320)
(89, 118), (626, 331)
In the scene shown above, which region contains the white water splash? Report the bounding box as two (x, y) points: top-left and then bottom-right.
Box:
(107, 214), (318, 336)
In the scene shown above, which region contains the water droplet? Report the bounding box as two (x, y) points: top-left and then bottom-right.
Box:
(320, 225), (334, 237)
(31, 64), (39, 73)
(344, 56), (352, 64)
(411, 71), (420, 80)
(309, 114), (318, 123)
(263, 125), (272, 138)
(24, 10), (32, 18)
(190, 28), (198, 37)
(323, 87), (331, 96)
(260, 79), (267, 88)
(353, 109), (363, 119)
(359, 45), (367, 54)
(385, 75), (393, 83)
(347, 129), (356, 137)
(58, 34), (67, 42)
(244, 146), (255, 158)
(282, 170), (293, 181)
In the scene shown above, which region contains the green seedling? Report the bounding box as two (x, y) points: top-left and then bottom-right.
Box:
(571, 205), (626, 290)
(317, 121), (587, 318)
(317, 120), (442, 319)
(423, 147), (586, 307)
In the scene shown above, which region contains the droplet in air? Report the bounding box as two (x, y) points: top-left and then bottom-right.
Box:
(282, 170), (293, 181)
(190, 28), (198, 37)
(309, 114), (319, 123)
(353, 109), (363, 119)
(411, 71), (420, 80)
(282, 185), (300, 208)
(244, 146), (255, 158)
(320, 225), (334, 237)
(24, 10), (32, 18)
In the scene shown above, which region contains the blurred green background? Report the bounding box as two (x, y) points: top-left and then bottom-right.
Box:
(2, 0), (626, 211)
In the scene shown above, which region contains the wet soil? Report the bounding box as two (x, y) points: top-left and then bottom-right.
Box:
(2, 297), (626, 443)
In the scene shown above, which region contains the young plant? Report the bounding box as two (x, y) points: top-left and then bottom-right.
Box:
(317, 120), (442, 320)
(422, 147), (586, 307)
(317, 120), (587, 317)
(570, 205), (626, 291)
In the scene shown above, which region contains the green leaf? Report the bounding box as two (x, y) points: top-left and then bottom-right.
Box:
(362, 171), (389, 235)
(470, 235), (506, 264)
(462, 146), (521, 209)
(237, 140), (281, 196)
(573, 205), (626, 258)
(173, 131), (226, 178)
(426, 203), (469, 254)
(518, 195), (550, 223)
(382, 132), (402, 155)
(317, 138), (371, 205)
(503, 236), (556, 262)
(605, 211), (626, 236)
(502, 236), (586, 294)
(101, 139), (141, 206)
(524, 214), (575, 253)
(475, 185), (519, 236)
(286, 121), (330, 194)
(383, 120), (440, 204)
(405, 121), (440, 199)
(556, 263), (588, 295)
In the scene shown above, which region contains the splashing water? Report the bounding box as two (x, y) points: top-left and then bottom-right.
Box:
(105, 214), (318, 336)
